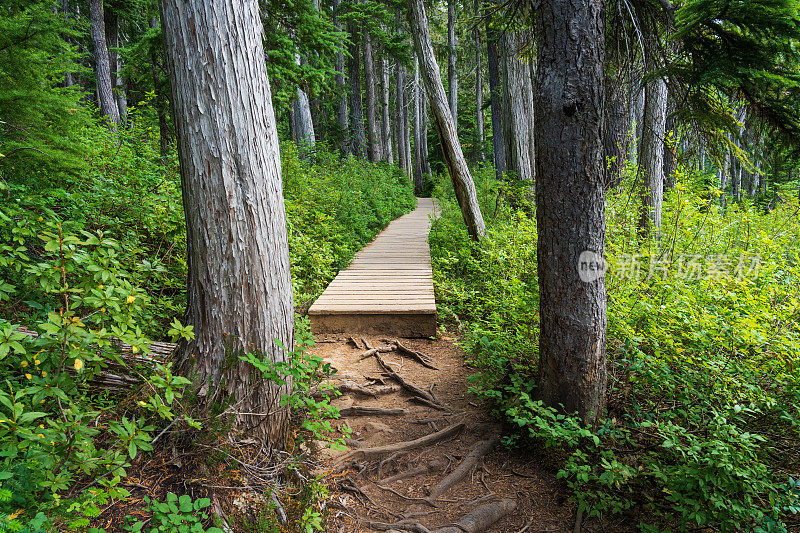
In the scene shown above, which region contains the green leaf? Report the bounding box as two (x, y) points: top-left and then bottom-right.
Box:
(178, 494), (193, 513)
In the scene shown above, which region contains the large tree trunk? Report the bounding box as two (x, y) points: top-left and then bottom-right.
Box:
(333, 0), (349, 155)
(408, 0), (486, 240)
(535, 0), (607, 425)
(447, 0), (458, 130)
(89, 0), (120, 125)
(348, 24), (367, 158)
(474, 0), (485, 163)
(159, 0), (295, 448)
(412, 58), (424, 193)
(364, 33), (381, 161)
(293, 55), (316, 149)
(501, 31), (536, 181)
(485, 22), (506, 180)
(105, 9), (127, 125)
(381, 55), (394, 163)
(636, 48), (668, 239)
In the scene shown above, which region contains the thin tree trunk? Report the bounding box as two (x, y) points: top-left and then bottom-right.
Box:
(485, 21), (506, 179)
(663, 90), (677, 189)
(633, 80), (645, 161)
(637, 66), (668, 239)
(603, 69), (629, 188)
(403, 67), (412, 175)
(333, 0), (349, 155)
(149, 17), (170, 160)
(474, 0), (485, 163)
(61, 0), (75, 87)
(447, 0), (458, 130)
(89, 0), (120, 125)
(421, 90), (431, 175)
(105, 9), (127, 125)
(535, 0), (607, 425)
(159, 0), (294, 448)
(348, 24), (367, 158)
(407, 0), (486, 240)
(381, 56), (394, 163)
(395, 60), (408, 173)
(719, 155), (729, 208)
(413, 58), (424, 193)
(293, 55), (316, 149)
(364, 33), (381, 161)
(501, 31), (535, 181)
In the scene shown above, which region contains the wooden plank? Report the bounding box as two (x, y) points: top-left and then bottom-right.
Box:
(308, 198), (439, 336)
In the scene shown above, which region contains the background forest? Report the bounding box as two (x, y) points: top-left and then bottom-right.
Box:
(1, 0), (800, 531)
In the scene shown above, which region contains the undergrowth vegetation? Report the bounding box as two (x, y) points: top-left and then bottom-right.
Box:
(430, 164), (800, 531)
(0, 108), (413, 531)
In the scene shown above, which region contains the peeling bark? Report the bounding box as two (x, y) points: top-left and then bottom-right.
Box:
(364, 32), (381, 161)
(89, 0), (120, 125)
(485, 19), (506, 179)
(159, 0), (295, 448)
(447, 0), (458, 130)
(408, 0), (486, 240)
(501, 31), (535, 181)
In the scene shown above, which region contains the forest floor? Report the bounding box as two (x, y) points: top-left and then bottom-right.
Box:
(310, 333), (584, 533)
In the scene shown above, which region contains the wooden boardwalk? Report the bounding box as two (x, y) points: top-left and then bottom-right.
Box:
(309, 198), (438, 337)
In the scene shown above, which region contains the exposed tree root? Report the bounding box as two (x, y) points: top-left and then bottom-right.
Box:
(349, 337), (364, 349)
(339, 406), (408, 417)
(382, 339), (439, 370)
(332, 423), (465, 471)
(379, 458), (446, 485)
(312, 380), (400, 399)
(426, 436), (500, 501)
(374, 353), (447, 409)
(430, 498), (516, 533)
(409, 396), (449, 412)
(359, 346), (397, 361)
(362, 498), (516, 533)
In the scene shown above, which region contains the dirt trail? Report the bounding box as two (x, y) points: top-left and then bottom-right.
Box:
(309, 334), (578, 532)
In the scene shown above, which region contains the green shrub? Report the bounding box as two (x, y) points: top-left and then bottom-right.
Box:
(124, 493), (224, 533)
(430, 164), (800, 531)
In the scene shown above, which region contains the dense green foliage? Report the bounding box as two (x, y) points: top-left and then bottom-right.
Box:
(430, 165), (800, 531)
(0, 102), (413, 530)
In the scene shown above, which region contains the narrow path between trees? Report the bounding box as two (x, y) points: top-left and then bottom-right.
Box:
(309, 198), (438, 338)
(305, 201), (578, 531)
(310, 335), (576, 532)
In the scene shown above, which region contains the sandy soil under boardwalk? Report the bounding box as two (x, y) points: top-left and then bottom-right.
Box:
(308, 333), (579, 533)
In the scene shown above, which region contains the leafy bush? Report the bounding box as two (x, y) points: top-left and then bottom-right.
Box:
(430, 164), (800, 531)
(124, 493), (224, 533)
